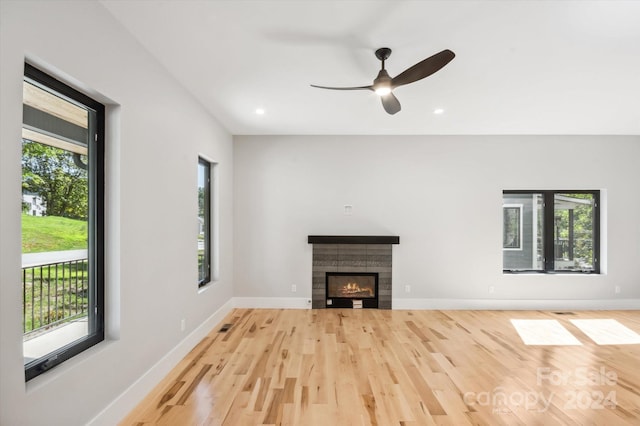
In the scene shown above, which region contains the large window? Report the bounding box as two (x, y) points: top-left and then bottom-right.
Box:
(503, 191), (599, 273)
(198, 158), (211, 287)
(22, 64), (104, 380)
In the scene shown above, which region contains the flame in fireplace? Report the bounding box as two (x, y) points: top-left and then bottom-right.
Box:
(340, 282), (374, 297)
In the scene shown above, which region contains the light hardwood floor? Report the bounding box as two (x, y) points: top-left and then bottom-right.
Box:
(121, 309), (640, 425)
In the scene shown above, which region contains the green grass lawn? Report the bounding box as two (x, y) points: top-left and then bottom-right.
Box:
(22, 214), (87, 253)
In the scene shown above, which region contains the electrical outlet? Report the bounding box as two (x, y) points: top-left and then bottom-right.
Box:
(291, 284), (297, 292)
(405, 285), (411, 293)
(615, 285), (621, 294)
(180, 318), (186, 332)
(488, 286), (495, 294)
(344, 205), (353, 215)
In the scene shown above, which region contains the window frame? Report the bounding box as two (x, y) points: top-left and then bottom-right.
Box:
(23, 63), (105, 381)
(198, 157), (211, 287)
(503, 190), (600, 274)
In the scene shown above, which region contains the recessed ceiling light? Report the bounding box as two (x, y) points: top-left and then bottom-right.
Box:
(433, 108), (444, 115)
(255, 108), (265, 115)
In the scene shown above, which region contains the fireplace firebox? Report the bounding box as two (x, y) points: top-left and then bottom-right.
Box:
(326, 272), (378, 308)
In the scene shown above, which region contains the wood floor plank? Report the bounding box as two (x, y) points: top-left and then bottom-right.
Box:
(121, 309), (640, 425)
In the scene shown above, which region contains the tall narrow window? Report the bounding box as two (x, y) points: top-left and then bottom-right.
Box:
(503, 190), (599, 273)
(503, 204), (523, 250)
(198, 158), (211, 286)
(22, 64), (104, 380)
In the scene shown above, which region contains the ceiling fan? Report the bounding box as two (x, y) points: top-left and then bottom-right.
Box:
(311, 47), (455, 115)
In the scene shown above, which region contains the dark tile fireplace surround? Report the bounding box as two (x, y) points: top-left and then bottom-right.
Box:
(308, 235), (399, 309)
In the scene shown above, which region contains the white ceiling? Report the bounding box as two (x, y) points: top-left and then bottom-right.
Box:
(100, 0), (640, 135)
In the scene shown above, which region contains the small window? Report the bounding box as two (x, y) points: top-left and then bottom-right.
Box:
(503, 204), (522, 250)
(197, 158), (211, 286)
(503, 191), (599, 273)
(22, 64), (105, 380)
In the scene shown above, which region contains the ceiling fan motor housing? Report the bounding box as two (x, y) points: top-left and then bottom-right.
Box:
(374, 69), (392, 93)
(374, 48), (392, 94)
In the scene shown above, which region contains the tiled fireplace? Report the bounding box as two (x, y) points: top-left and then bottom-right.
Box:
(308, 236), (399, 309)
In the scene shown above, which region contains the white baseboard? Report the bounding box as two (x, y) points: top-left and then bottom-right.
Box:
(232, 297), (312, 309)
(393, 298), (640, 310)
(233, 297), (640, 311)
(87, 298), (235, 426)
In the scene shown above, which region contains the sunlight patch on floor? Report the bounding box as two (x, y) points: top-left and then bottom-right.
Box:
(570, 319), (640, 345)
(510, 319), (582, 345)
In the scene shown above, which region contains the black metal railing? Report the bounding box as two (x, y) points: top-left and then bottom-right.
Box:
(554, 238), (593, 261)
(22, 258), (89, 336)
(554, 239), (571, 259)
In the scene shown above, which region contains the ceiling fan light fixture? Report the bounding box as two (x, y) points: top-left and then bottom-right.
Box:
(374, 86), (392, 96)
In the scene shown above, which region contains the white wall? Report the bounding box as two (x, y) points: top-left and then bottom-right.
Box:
(1, 1), (233, 425)
(233, 135), (640, 307)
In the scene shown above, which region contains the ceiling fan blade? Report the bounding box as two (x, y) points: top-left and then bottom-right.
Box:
(310, 84), (373, 91)
(381, 92), (401, 115)
(391, 49), (455, 88)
